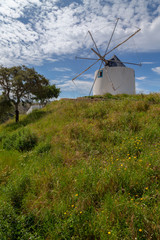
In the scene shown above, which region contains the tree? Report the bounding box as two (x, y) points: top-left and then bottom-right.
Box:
(0, 95), (13, 123)
(0, 65), (60, 122)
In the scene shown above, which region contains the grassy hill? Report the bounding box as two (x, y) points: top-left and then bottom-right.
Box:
(0, 93), (160, 239)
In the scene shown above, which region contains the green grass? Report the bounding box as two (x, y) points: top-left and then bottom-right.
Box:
(0, 93), (160, 239)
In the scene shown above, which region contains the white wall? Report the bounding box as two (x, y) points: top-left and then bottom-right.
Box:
(93, 66), (135, 95)
(26, 105), (43, 115)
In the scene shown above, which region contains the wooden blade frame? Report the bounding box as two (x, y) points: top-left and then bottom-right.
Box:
(88, 31), (101, 56)
(72, 25), (141, 95)
(88, 18), (119, 95)
(91, 48), (142, 66)
(104, 18), (120, 56)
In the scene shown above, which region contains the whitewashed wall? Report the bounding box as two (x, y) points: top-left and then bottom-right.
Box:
(93, 66), (135, 95)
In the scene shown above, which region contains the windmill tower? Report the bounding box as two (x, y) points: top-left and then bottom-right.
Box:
(72, 18), (141, 96)
(93, 55), (135, 95)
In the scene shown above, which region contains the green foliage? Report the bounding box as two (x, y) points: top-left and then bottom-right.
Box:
(2, 128), (37, 151)
(0, 65), (60, 122)
(35, 141), (51, 155)
(0, 93), (160, 239)
(0, 95), (13, 123)
(34, 85), (60, 103)
(0, 200), (42, 239)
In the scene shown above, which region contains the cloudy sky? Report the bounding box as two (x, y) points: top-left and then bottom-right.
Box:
(0, 0), (160, 98)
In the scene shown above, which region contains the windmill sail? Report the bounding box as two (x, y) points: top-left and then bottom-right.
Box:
(72, 18), (141, 96)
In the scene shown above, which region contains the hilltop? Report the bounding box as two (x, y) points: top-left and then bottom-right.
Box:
(0, 93), (160, 239)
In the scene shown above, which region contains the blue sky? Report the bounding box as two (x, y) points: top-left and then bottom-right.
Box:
(0, 0), (160, 98)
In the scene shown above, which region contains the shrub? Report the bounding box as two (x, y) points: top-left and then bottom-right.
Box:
(0, 200), (42, 239)
(35, 142), (51, 155)
(2, 128), (37, 151)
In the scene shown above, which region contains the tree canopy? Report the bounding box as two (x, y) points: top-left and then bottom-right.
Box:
(0, 65), (60, 122)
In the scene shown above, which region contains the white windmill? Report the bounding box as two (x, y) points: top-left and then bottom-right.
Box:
(72, 18), (141, 96)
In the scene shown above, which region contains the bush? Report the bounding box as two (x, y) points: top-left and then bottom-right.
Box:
(0, 200), (42, 239)
(2, 128), (37, 152)
(35, 142), (51, 155)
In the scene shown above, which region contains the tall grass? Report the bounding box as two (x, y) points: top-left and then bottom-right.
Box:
(0, 93), (160, 239)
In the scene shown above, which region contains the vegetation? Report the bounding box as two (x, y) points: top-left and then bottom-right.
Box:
(0, 65), (60, 122)
(0, 93), (160, 239)
(0, 95), (14, 123)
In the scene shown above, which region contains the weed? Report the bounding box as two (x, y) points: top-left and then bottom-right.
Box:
(2, 128), (37, 151)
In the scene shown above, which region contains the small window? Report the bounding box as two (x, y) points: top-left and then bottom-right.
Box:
(98, 70), (103, 78)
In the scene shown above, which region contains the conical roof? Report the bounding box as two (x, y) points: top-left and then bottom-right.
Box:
(107, 55), (126, 67)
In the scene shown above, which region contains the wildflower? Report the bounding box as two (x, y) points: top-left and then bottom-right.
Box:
(145, 187), (148, 190)
(131, 199), (133, 201)
(64, 212), (67, 215)
(108, 232), (111, 234)
(80, 211), (82, 214)
(139, 229), (142, 232)
(75, 194), (78, 197)
(140, 198), (143, 201)
(71, 205), (74, 207)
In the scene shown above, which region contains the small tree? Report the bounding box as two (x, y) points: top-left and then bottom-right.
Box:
(0, 95), (13, 123)
(0, 65), (60, 122)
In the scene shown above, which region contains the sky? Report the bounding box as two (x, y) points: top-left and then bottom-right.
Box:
(0, 0), (160, 98)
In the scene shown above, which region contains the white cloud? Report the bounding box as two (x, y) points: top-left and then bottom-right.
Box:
(81, 73), (94, 80)
(152, 67), (160, 75)
(0, 0), (160, 66)
(141, 62), (154, 65)
(57, 79), (92, 94)
(52, 67), (72, 72)
(136, 76), (147, 80)
(136, 82), (149, 94)
(46, 57), (58, 62)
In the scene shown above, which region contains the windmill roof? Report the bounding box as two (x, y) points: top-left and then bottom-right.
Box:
(108, 55), (126, 67)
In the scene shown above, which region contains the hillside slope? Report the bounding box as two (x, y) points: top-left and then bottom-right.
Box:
(0, 93), (160, 239)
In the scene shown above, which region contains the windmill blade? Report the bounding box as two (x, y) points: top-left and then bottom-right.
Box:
(91, 48), (108, 65)
(75, 56), (98, 61)
(89, 60), (104, 96)
(88, 31), (105, 67)
(88, 31), (101, 56)
(103, 28), (141, 59)
(72, 59), (100, 81)
(104, 18), (120, 56)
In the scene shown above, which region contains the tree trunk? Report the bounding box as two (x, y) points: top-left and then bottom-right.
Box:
(15, 104), (19, 122)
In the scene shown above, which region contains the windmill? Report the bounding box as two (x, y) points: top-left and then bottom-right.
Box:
(72, 18), (141, 96)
